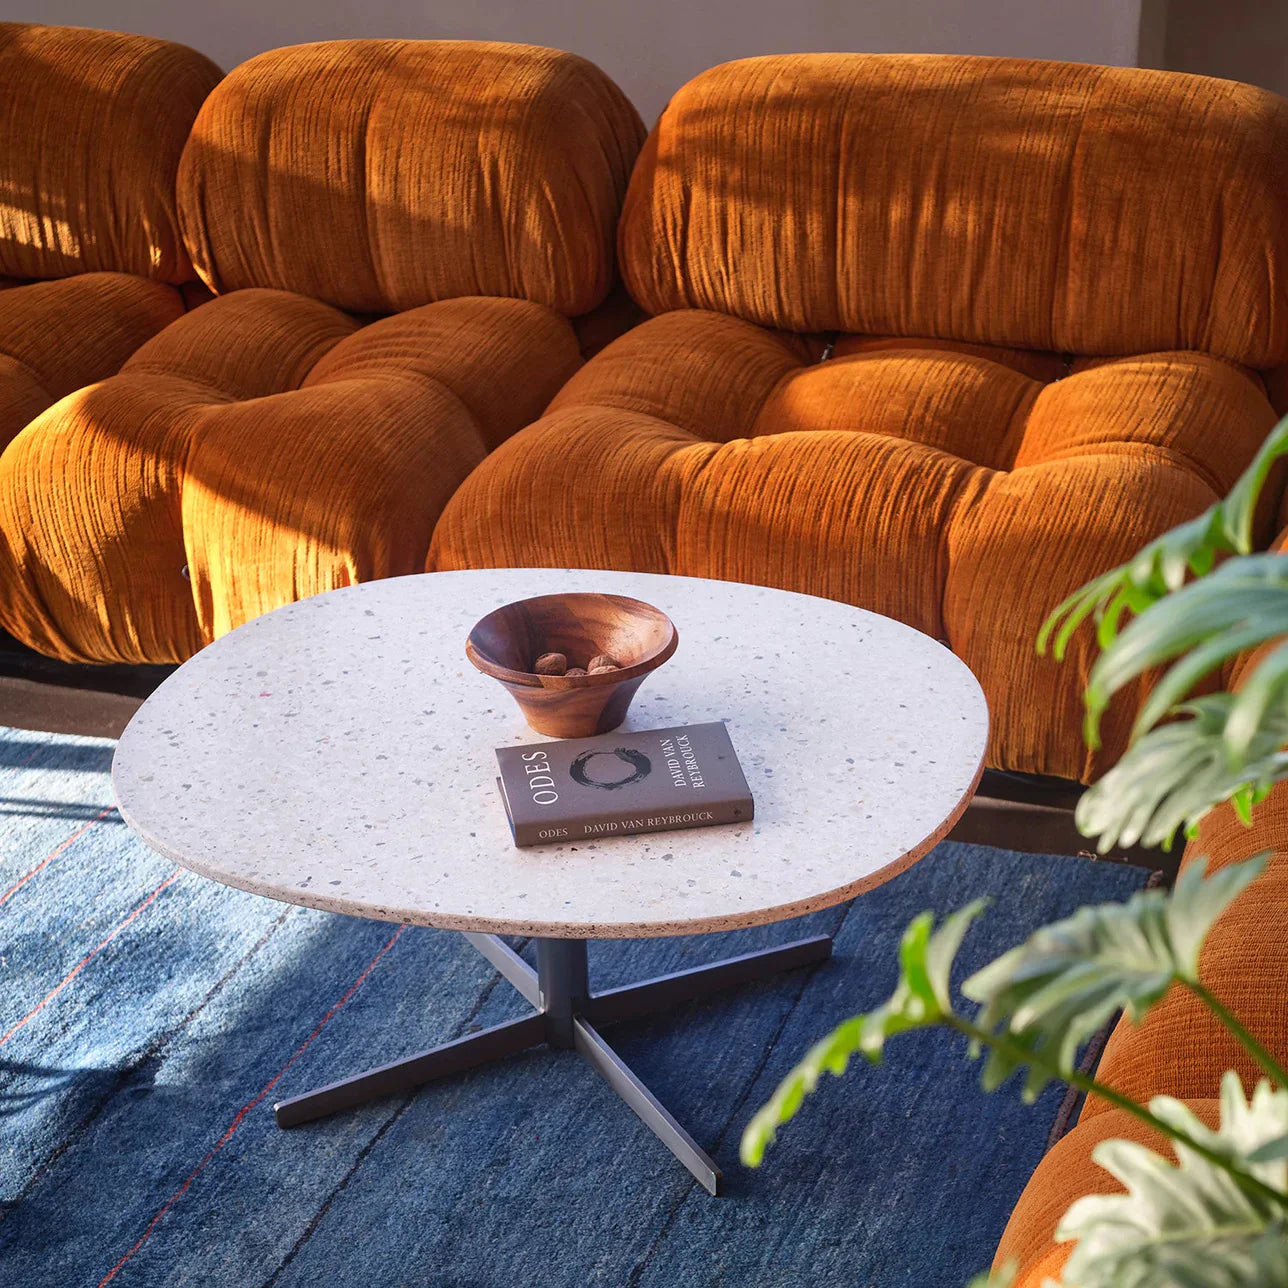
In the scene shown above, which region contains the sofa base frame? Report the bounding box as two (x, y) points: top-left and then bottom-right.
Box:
(0, 631), (174, 739)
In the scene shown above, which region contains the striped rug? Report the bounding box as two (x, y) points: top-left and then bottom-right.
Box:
(0, 724), (1148, 1287)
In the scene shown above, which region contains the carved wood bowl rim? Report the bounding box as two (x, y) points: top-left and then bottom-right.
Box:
(464, 592), (679, 691)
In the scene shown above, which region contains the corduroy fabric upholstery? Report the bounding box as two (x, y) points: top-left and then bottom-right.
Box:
(0, 23), (222, 284)
(176, 40), (645, 316)
(993, 1103), (1222, 1284)
(0, 38), (644, 663)
(0, 290), (581, 663)
(429, 309), (1279, 779)
(0, 24), (220, 489)
(1080, 800), (1288, 1121)
(995, 757), (1288, 1280)
(1265, 365), (1288, 418)
(619, 55), (1288, 365)
(0, 274), (186, 450)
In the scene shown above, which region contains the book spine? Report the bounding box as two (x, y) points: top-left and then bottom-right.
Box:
(511, 798), (753, 848)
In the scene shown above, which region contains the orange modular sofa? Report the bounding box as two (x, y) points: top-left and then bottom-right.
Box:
(994, 648), (1288, 1281)
(0, 24), (222, 447)
(430, 54), (1288, 784)
(0, 31), (644, 663)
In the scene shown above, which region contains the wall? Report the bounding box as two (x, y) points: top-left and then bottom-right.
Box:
(1160, 0), (1288, 97)
(5, 0), (1146, 124)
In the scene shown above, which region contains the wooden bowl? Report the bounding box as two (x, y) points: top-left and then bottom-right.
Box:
(466, 593), (678, 737)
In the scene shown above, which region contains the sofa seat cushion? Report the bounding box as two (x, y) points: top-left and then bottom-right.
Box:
(0, 273), (187, 449)
(428, 310), (1277, 780)
(992, 1102), (1220, 1285)
(0, 288), (581, 663)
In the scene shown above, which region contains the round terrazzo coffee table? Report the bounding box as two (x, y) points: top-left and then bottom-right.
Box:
(111, 569), (988, 1196)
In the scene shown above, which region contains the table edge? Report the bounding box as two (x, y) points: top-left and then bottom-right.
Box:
(111, 746), (986, 940)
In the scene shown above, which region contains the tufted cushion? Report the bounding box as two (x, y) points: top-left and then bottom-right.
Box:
(428, 310), (1279, 780)
(619, 55), (1288, 365)
(0, 23), (221, 283)
(0, 274), (186, 449)
(177, 40), (645, 316)
(0, 290), (582, 663)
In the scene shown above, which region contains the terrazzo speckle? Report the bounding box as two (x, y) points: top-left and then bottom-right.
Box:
(112, 570), (989, 938)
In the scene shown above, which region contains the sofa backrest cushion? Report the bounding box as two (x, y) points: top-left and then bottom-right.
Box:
(618, 54), (1288, 367)
(177, 40), (645, 317)
(0, 23), (222, 284)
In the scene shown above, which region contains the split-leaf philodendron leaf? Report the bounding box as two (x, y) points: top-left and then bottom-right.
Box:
(1082, 554), (1288, 752)
(962, 856), (1265, 1102)
(742, 859), (1264, 1168)
(1074, 696), (1288, 853)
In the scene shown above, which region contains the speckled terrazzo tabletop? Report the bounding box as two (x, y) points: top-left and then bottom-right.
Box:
(112, 570), (989, 938)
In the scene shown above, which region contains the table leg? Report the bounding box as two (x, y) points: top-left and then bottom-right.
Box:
(462, 931), (540, 1005)
(574, 1015), (723, 1195)
(274, 928), (832, 1194)
(273, 1011), (547, 1128)
(584, 935), (833, 1027)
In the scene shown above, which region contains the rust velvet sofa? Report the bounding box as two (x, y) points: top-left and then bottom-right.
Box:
(0, 31), (643, 663)
(0, 24), (222, 450)
(993, 620), (1288, 1281)
(429, 54), (1288, 784)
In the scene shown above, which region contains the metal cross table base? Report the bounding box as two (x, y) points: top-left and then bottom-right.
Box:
(273, 930), (833, 1195)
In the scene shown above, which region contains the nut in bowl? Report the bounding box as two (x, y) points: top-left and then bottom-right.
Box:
(466, 593), (678, 738)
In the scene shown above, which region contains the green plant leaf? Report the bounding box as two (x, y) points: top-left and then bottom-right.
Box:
(1037, 416), (1288, 665)
(1081, 554), (1288, 749)
(1057, 1073), (1288, 1288)
(1038, 509), (1226, 663)
(1224, 640), (1288, 764)
(961, 858), (1264, 1101)
(1248, 1135), (1288, 1165)
(1074, 694), (1288, 853)
(965, 1264), (1016, 1288)
(739, 901), (986, 1167)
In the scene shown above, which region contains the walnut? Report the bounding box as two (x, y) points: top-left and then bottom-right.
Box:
(534, 652), (567, 676)
(588, 654), (620, 672)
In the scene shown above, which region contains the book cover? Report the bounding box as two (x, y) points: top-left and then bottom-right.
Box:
(495, 721), (753, 847)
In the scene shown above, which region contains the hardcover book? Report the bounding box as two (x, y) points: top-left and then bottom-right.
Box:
(495, 721), (753, 847)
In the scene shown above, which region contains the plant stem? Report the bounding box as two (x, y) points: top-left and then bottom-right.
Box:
(1187, 980), (1288, 1089)
(946, 1016), (1288, 1208)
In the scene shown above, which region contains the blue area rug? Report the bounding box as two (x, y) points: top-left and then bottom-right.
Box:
(0, 724), (1149, 1287)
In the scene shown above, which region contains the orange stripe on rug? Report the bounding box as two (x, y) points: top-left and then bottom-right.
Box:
(0, 868), (180, 1048)
(0, 740), (47, 780)
(0, 806), (117, 908)
(98, 922), (408, 1287)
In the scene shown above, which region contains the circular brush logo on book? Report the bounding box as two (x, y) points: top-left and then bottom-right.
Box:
(569, 748), (652, 791)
